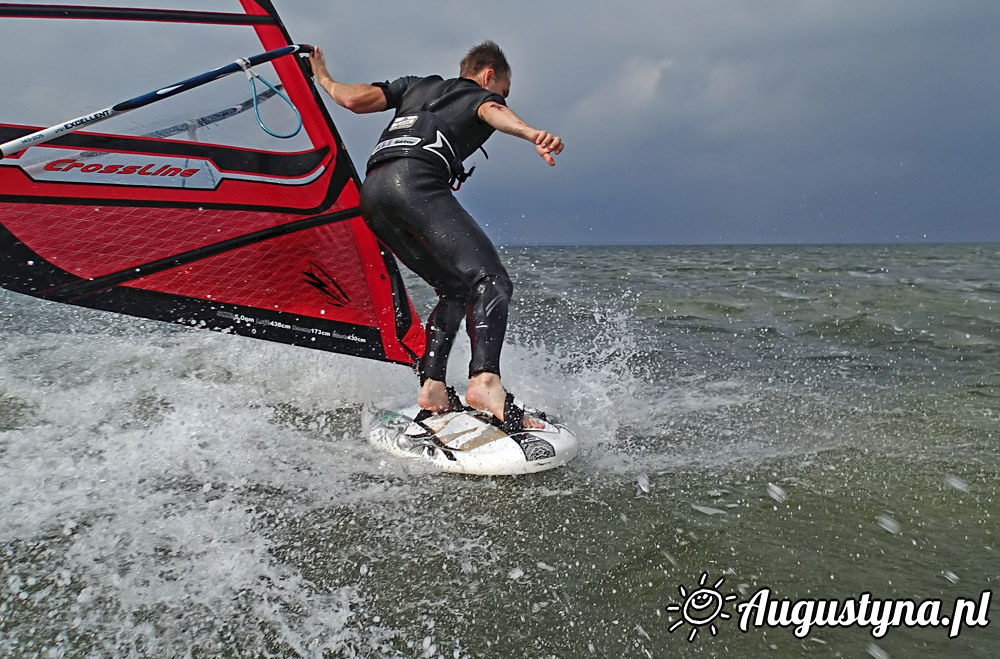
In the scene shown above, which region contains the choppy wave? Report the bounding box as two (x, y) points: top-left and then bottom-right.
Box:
(2, 243), (998, 657)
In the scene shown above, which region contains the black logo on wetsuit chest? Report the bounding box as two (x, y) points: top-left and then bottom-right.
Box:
(303, 261), (349, 306)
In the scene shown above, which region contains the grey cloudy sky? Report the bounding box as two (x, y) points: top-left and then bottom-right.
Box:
(283, 0), (1000, 246)
(4, 1), (998, 246)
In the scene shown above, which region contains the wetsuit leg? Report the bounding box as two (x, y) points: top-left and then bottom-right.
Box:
(360, 158), (512, 381)
(420, 294), (465, 382)
(464, 273), (513, 377)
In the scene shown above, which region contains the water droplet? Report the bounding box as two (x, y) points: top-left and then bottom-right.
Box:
(55, 570), (72, 587)
(637, 473), (650, 494)
(945, 475), (968, 492)
(867, 642), (890, 659)
(767, 483), (787, 503)
(876, 514), (901, 535)
(691, 504), (727, 516)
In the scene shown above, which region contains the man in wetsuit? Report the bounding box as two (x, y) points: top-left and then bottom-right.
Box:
(309, 41), (563, 432)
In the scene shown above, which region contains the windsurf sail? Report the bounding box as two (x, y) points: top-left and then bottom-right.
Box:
(0, 1), (424, 365)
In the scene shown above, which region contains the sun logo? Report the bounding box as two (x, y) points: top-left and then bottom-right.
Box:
(665, 572), (740, 641)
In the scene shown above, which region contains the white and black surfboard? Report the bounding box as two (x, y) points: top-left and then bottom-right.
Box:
(362, 400), (579, 476)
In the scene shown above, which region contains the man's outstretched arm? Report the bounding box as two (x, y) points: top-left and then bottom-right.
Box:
(478, 102), (564, 166)
(309, 47), (387, 114)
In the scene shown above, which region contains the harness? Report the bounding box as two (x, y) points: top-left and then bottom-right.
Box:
(367, 97), (489, 190)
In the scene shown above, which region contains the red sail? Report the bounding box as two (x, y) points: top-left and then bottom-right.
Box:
(0, 0), (424, 366)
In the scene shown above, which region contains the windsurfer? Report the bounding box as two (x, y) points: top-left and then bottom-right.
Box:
(309, 41), (562, 431)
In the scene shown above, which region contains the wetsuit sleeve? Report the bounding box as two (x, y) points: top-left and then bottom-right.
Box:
(371, 76), (419, 109)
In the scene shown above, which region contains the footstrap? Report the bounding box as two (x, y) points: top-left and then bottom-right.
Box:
(446, 386), (468, 413)
(408, 407), (457, 461)
(482, 392), (534, 435)
(501, 392), (524, 434)
(414, 386), (468, 425)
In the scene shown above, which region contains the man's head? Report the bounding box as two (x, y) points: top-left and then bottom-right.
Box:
(460, 40), (511, 99)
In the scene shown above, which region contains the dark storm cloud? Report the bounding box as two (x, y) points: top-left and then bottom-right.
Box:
(3, 1), (996, 244)
(285, 0), (1000, 245)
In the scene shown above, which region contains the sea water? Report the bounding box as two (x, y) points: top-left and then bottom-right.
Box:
(1, 243), (997, 657)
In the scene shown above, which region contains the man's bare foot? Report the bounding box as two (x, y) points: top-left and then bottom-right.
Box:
(418, 379), (451, 414)
(465, 372), (545, 430)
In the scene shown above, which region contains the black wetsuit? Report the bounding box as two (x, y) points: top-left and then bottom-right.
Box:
(359, 75), (510, 383)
